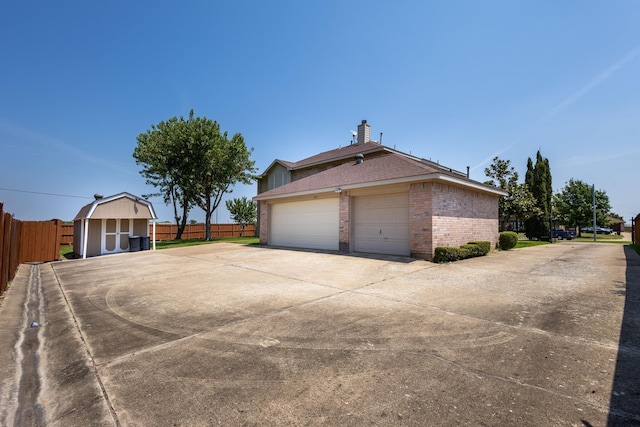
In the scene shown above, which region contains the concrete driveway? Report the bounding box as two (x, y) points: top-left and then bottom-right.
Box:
(1, 242), (639, 426)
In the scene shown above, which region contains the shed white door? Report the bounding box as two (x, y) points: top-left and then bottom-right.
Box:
(353, 193), (410, 256)
(270, 199), (339, 250)
(102, 219), (131, 254)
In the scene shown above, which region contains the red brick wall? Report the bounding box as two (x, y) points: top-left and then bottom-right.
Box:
(409, 182), (433, 259)
(339, 191), (351, 252)
(409, 181), (499, 259)
(259, 200), (269, 245)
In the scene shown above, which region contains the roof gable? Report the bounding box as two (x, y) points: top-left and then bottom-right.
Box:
(260, 142), (388, 176)
(74, 192), (157, 221)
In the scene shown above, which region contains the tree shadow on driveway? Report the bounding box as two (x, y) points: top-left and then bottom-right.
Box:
(607, 246), (640, 426)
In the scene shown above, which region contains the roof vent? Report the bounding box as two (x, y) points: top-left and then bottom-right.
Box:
(355, 153), (364, 164)
(94, 193), (104, 200)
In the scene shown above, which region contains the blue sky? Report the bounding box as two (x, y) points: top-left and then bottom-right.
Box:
(1, 1), (639, 224)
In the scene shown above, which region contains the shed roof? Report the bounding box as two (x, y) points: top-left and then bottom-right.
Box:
(254, 153), (506, 200)
(74, 192), (158, 221)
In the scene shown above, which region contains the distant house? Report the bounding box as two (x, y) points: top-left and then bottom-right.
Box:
(607, 216), (625, 234)
(254, 120), (506, 260)
(73, 192), (157, 258)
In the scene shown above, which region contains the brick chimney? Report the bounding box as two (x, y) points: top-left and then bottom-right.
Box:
(357, 120), (370, 145)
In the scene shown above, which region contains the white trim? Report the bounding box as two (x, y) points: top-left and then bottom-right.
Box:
(82, 218), (89, 259)
(101, 218), (131, 255)
(83, 192), (158, 220)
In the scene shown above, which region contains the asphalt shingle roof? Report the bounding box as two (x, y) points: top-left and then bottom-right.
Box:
(255, 153), (457, 199)
(268, 141), (387, 172)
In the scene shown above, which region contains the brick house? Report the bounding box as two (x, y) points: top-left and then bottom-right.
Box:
(254, 120), (506, 260)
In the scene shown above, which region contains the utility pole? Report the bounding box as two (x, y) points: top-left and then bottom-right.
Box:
(592, 184), (597, 242)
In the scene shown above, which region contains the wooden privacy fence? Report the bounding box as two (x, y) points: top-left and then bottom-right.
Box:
(58, 222), (255, 246)
(1, 202), (61, 295)
(1, 202), (19, 295)
(153, 223), (256, 241)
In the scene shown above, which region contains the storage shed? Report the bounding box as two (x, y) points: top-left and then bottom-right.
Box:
(73, 192), (157, 258)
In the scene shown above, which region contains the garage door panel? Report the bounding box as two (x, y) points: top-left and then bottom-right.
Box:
(270, 199), (339, 251)
(354, 193), (409, 256)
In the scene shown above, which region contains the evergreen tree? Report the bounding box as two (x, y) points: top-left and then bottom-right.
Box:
(524, 151), (552, 239)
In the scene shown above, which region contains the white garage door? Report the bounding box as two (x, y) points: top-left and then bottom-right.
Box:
(270, 199), (339, 251)
(354, 193), (410, 256)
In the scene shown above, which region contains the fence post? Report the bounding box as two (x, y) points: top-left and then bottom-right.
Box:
(0, 203), (6, 294)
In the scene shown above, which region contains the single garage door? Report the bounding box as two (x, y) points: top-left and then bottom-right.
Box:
(270, 199), (339, 250)
(354, 193), (410, 256)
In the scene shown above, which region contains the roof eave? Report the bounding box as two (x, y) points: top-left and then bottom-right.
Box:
(254, 173), (507, 201)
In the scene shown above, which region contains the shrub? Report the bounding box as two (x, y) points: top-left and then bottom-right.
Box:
(468, 241), (491, 255)
(434, 240), (494, 263)
(461, 244), (482, 258)
(433, 247), (463, 263)
(499, 231), (518, 250)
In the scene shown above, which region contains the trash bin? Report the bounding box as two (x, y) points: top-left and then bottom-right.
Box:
(140, 236), (150, 251)
(129, 236), (141, 252)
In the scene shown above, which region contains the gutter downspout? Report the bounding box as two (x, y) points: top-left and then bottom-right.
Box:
(82, 218), (89, 259)
(152, 221), (156, 250)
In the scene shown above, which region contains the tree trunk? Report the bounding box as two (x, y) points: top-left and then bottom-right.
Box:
(204, 194), (212, 241)
(176, 203), (189, 240)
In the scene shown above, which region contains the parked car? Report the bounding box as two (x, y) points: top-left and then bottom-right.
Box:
(581, 226), (612, 235)
(552, 229), (573, 240)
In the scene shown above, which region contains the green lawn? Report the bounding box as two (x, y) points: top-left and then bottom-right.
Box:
(154, 236), (259, 249)
(571, 233), (631, 244)
(511, 231), (632, 249)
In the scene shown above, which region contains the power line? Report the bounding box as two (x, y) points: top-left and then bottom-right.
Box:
(0, 187), (93, 199)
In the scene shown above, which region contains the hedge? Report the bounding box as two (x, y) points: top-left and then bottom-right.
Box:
(433, 240), (492, 263)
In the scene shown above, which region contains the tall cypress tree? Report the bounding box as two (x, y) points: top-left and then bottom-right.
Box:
(524, 151), (552, 239)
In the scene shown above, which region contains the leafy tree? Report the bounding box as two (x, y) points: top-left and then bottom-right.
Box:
(553, 179), (611, 231)
(484, 156), (539, 231)
(134, 115), (197, 239)
(226, 196), (257, 236)
(524, 151), (552, 239)
(184, 114), (257, 240)
(134, 110), (256, 240)
(507, 182), (541, 229)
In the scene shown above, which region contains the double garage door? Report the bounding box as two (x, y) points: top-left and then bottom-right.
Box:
(269, 193), (409, 256)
